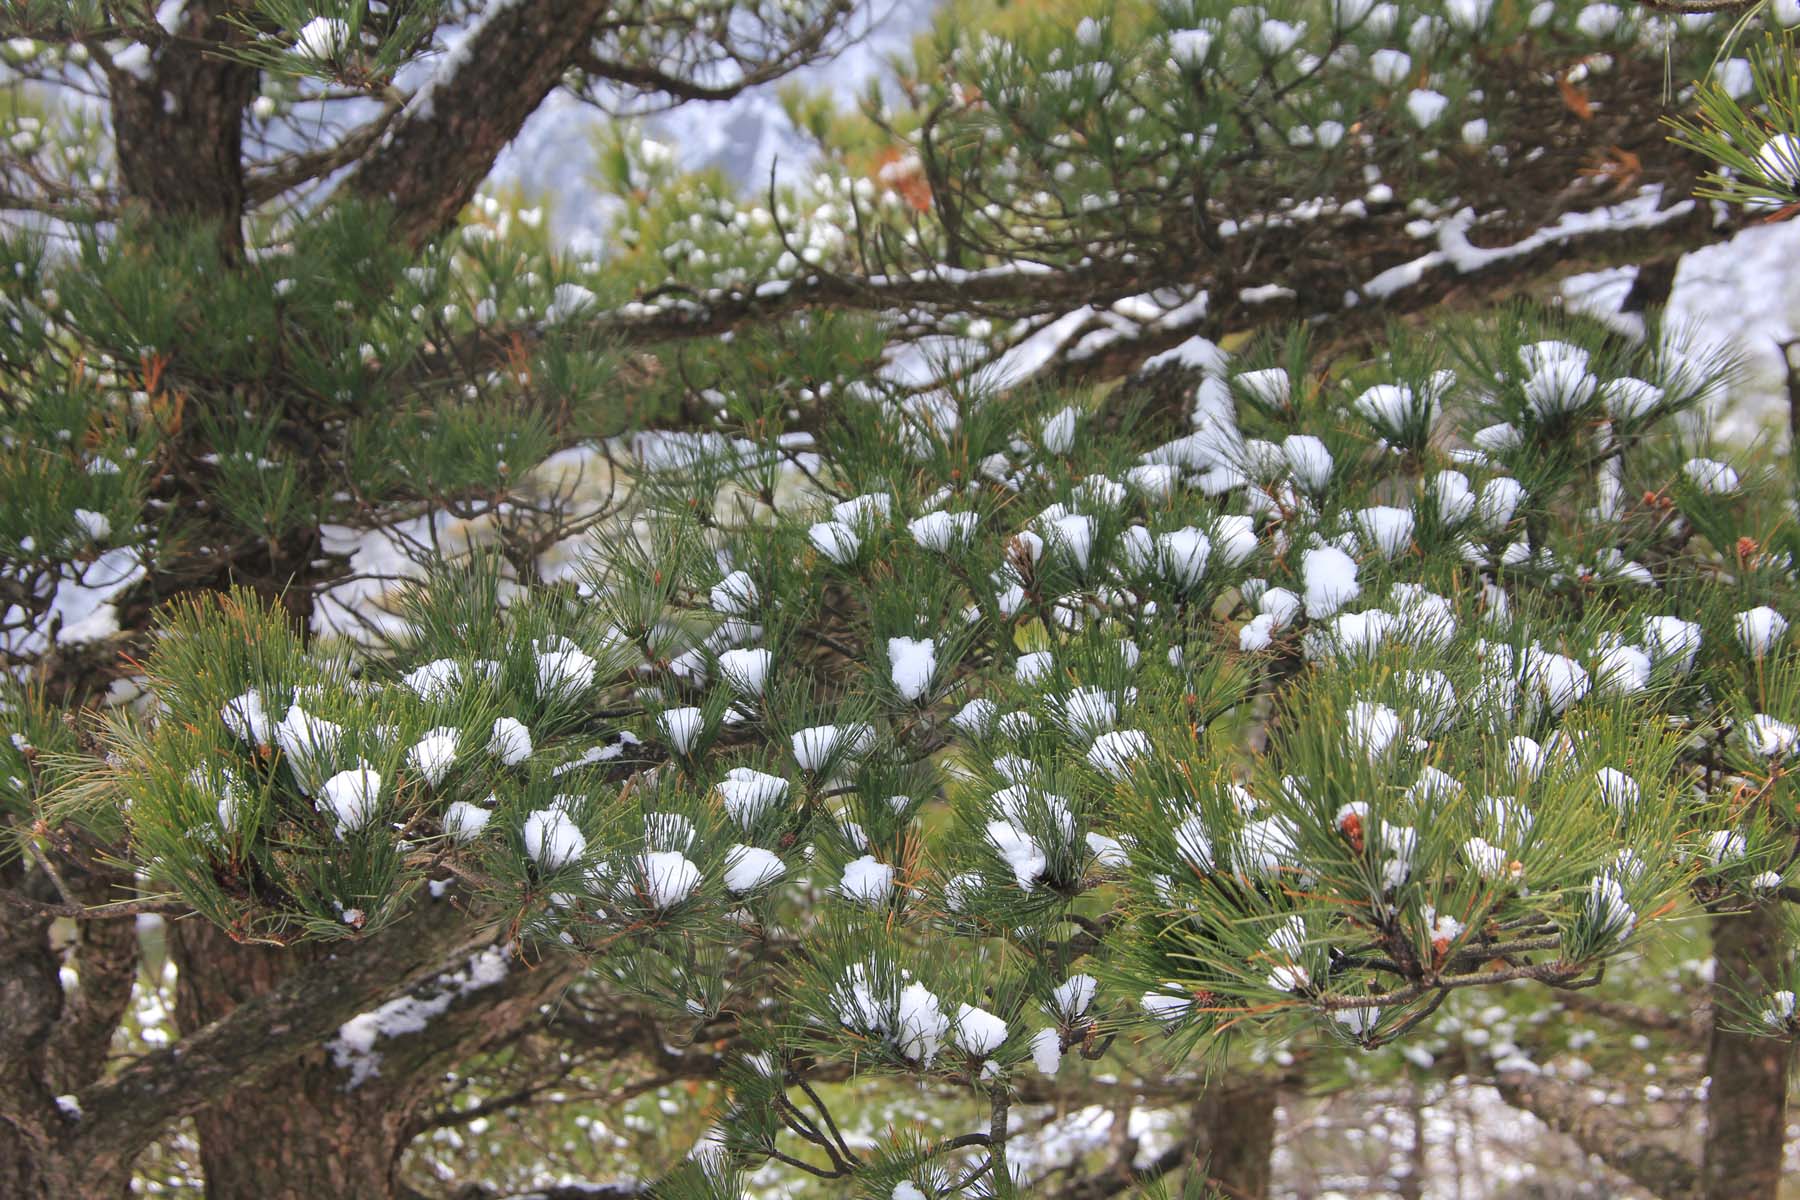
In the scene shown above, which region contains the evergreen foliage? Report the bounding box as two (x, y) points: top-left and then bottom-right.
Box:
(4, 0), (1800, 1197)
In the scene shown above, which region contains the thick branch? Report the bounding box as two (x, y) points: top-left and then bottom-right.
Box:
(64, 904), (491, 1175)
(1555, 991), (1710, 1043)
(451, 1185), (643, 1200)
(1492, 1068), (1700, 1200)
(450, 184), (1724, 417)
(439, 258), (1166, 373)
(246, 105), (405, 207)
(342, 0), (612, 250)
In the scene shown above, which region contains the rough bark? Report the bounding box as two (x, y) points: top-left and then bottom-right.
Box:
(1191, 1080), (1280, 1200)
(0, 857), (68, 1199)
(1046, 1080), (1278, 1200)
(108, 2), (259, 259)
(343, 0), (612, 251)
(42, 899), (489, 1196)
(165, 908), (577, 1200)
(44, 864), (142, 1096)
(1700, 903), (1794, 1200)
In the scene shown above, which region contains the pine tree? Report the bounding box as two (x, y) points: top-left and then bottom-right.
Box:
(2, 1), (1798, 1198)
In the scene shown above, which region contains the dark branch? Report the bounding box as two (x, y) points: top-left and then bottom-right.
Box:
(65, 905), (494, 1173)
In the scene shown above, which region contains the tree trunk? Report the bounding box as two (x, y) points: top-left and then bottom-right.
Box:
(1192, 1080), (1280, 1199)
(109, 2), (258, 259)
(0, 857), (139, 1200)
(1396, 1077), (1426, 1200)
(0, 857), (65, 1198)
(167, 915), (577, 1200)
(1700, 902), (1793, 1200)
(168, 918), (426, 1200)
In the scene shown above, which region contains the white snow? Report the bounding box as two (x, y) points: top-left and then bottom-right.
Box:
(1369, 49), (1412, 84)
(1157, 527), (1210, 589)
(403, 659), (463, 701)
(1057, 687), (1118, 740)
(718, 647), (772, 697)
(1595, 768), (1639, 812)
(222, 689), (271, 745)
(638, 850), (702, 907)
(1213, 514), (1258, 566)
(808, 520), (861, 563)
(1282, 434), (1334, 492)
(723, 844), (785, 893)
(1406, 89), (1449, 128)
(321, 766), (381, 835)
(1643, 615), (1702, 674)
(442, 799), (491, 843)
(1683, 457), (1740, 494)
(718, 767), (789, 826)
(659, 706), (705, 754)
(274, 706), (342, 783)
(986, 819), (1047, 890)
(1344, 701), (1403, 760)
(1030, 1027), (1063, 1076)
(292, 17), (348, 60)
(407, 728), (459, 787)
(952, 698), (998, 735)
(839, 854), (896, 905)
(488, 717), (533, 765)
(1302, 546), (1360, 618)
(1174, 812), (1213, 873)
(1041, 405), (1080, 453)
(1141, 991), (1193, 1025)
(536, 648), (597, 700)
(523, 808), (586, 869)
(834, 492), (894, 527)
(1593, 641), (1651, 697)
(71, 509), (110, 541)
(791, 723), (871, 771)
(710, 570), (759, 615)
(908, 510), (977, 552)
(1745, 713), (1799, 758)
(953, 1002), (1009, 1055)
(1086, 730), (1151, 780)
(896, 982), (950, 1066)
(1355, 506), (1414, 559)
(1049, 974), (1097, 1020)
(327, 945), (511, 1087)
(887, 636), (936, 702)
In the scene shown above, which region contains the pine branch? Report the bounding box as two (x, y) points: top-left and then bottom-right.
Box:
(440, 184), (1729, 408)
(0, 888), (190, 920)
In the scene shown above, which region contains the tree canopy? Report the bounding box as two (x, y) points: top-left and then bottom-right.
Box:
(2, 1), (1799, 1198)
